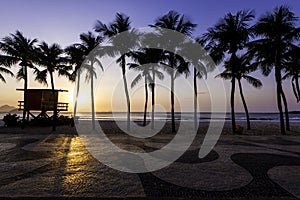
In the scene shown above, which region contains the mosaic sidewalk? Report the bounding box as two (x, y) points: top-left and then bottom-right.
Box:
(0, 130), (299, 199)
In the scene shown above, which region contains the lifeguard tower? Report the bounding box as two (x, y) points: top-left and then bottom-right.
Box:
(17, 89), (69, 130)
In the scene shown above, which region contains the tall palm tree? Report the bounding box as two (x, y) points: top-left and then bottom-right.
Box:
(140, 34), (167, 129)
(130, 65), (152, 127)
(36, 42), (71, 131)
(182, 38), (213, 130)
(250, 6), (299, 134)
(69, 32), (103, 130)
(201, 10), (255, 133)
(172, 58), (201, 130)
(94, 13), (134, 130)
(283, 45), (300, 102)
(216, 54), (262, 130)
(148, 49), (164, 130)
(128, 49), (164, 127)
(192, 67), (202, 129)
(0, 30), (38, 128)
(65, 44), (85, 117)
(150, 10), (196, 133)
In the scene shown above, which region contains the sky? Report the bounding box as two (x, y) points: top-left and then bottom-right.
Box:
(0, 0), (299, 113)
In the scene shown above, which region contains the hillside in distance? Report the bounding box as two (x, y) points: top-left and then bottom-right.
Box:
(0, 105), (18, 112)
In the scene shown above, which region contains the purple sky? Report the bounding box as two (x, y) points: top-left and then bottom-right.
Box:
(2, 0), (299, 46)
(0, 0), (299, 112)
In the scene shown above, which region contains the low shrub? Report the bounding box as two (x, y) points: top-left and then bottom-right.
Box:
(3, 113), (20, 127)
(31, 115), (73, 126)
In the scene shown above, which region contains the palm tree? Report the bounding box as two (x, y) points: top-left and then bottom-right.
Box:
(128, 49), (164, 127)
(94, 13), (133, 130)
(201, 10), (255, 133)
(250, 6), (299, 134)
(173, 58), (201, 131)
(148, 49), (165, 130)
(130, 65), (152, 127)
(65, 44), (85, 118)
(216, 54), (262, 130)
(67, 32), (103, 130)
(283, 45), (300, 102)
(150, 10), (196, 133)
(0, 30), (38, 128)
(36, 42), (72, 131)
(182, 38), (213, 130)
(140, 34), (167, 129)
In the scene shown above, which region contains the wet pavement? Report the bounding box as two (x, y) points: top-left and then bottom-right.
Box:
(0, 126), (300, 199)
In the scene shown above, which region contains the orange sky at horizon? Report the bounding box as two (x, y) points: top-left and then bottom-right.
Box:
(1, 62), (299, 113)
(1, 0), (300, 113)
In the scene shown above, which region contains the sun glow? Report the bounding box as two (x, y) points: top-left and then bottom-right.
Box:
(75, 92), (92, 112)
(57, 90), (75, 112)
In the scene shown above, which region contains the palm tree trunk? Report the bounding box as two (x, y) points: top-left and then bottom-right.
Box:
(50, 72), (55, 91)
(50, 72), (57, 131)
(231, 77), (236, 133)
(22, 66), (28, 129)
(275, 68), (286, 135)
(143, 76), (148, 126)
(169, 54), (176, 133)
(171, 70), (175, 133)
(291, 78), (299, 102)
(238, 79), (251, 130)
(151, 67), (155, 130)
(73, 72), (80, 120)
(121, 56), (130, 131)
(193, 68), (198, 130)
(91, 64), (96, 130)
(280, 88), (290, 131)
(296, 76), (300, 102)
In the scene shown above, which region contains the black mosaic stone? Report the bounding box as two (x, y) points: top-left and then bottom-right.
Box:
(137, 153), (300, 198)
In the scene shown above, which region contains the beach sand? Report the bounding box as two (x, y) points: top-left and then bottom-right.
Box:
(0, 120), (299, 136)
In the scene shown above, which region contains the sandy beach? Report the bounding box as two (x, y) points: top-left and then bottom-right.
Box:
(0, 120), (299, 136)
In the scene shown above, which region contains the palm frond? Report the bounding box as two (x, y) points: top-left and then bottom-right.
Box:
(16, 68), (25, 81)
(151, 10), (196, 36)
(34, 68), (48, 85)
(155, 70), (164, 80)
(93, 57), (104, 71)
(128, 63), (140, 69)
(0, 55), (19, 67)
(215, 72), (232, 80)
(0, 74), (6, 83)
(0, 66), (14, 78)
(243, 75), (263, 88)
(131, 74), (142, 88)
(95, 13), (131, 37)
(282, 72), (290, 80)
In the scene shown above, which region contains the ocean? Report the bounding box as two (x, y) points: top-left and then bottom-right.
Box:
(0, 111), (299, 122)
